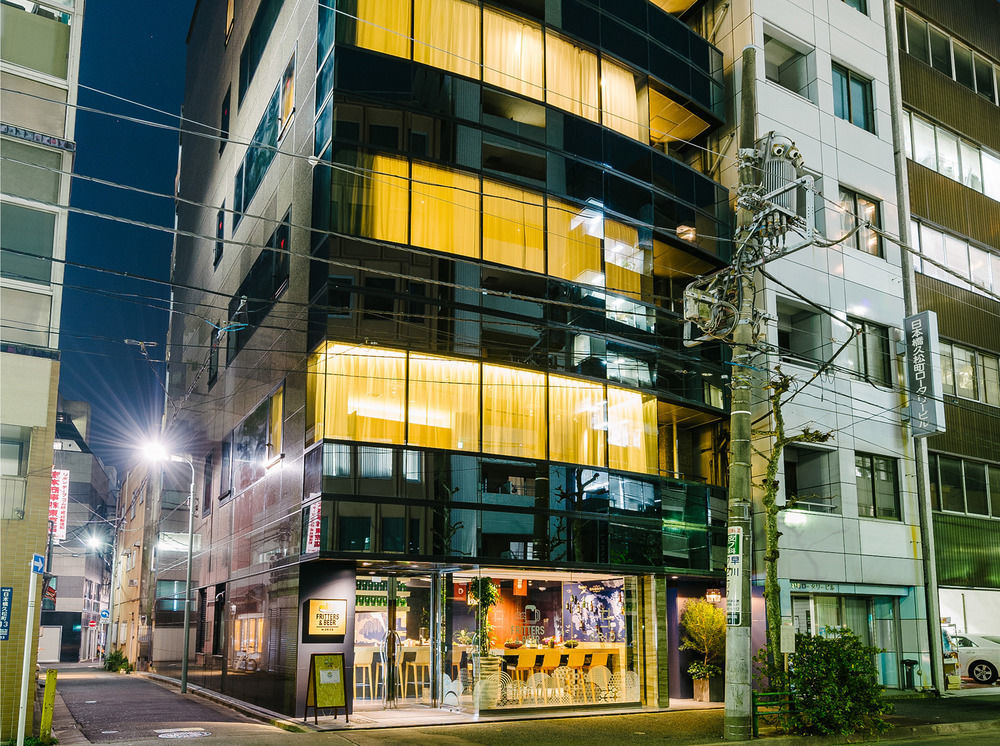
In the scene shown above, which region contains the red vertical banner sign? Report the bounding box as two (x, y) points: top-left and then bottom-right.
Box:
(305, 501), (322, 553)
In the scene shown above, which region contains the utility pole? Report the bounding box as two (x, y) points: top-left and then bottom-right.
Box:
(723, 45), (758, 742)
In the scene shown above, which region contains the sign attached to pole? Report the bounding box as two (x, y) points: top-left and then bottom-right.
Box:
(0, 586), (12, 641)
(304, 652), (348, 724)
(726, 526), (743, 625)
(780, 621), (796, 654)
(49, 469), (69, 541)
(904, 310), (946, 437)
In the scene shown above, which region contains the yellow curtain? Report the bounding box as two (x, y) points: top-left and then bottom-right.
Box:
(268, 384), (284, 460)
(306, 348), (326, 443)
(545, 32), (599, 122)
(482, 364), (545, 459)
(601, 57), (644, 141)
(408, 353), (480, 451)
(410, 162), (480, 258)
(483, 8), (544, 101)
(482, 179), (544, 272)
(414, 0), (481, 79)
(603, 219), (644, 299)
(367, 154), (409, 244)
(607, 387), (657, 475)
(325, 343), (406, 444)
(547, 198), (603, 285)
(548, 374), (605, 467)
(355, 0), (411, 59)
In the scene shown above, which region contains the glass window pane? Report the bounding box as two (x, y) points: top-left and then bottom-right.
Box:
(324, 343), (406, 443)
(928, 453), (940, 511)
(838, 187), (857, 248)
(547, 198), (603, 286)
(928, 26), (952, 76)
(905, 13), (929, 63)
(974, 54), (995, 101)
(969, 244), (991, 291)
(982, 151), (1000, 201)
(483, 8), (544, 101)
(1, 141), (61, 202)
(944, 234), (970, 284)
(413, 0), (480, 78)
(849, 74), (872, 130)
(873, 456), (899, 520)
(855, 454), (874, 517)
(865, 323), (890, 385)
(0, 203), (56, 285)
(939, 341), (954, 396)
(911, 115), (937, 170)
(832, 64), (849, 120)
(938, 456), (964, 512)
(329, 152), (409, 243)
(982, 354), (1000, 406)
(990, 465), (1000, 518)
(407, 353), (480, 451)
(358, 446), (392, 478)
(411, 162), (480, 258)
(953, 43), (975, 90)
(964, 461), (989, 515)
(856, 194), (881, 256)
(351, 0), (410, 59)
(920, 224), (945, 280)
(953, 345), (977, 399)
(482, 364), (545, 459)
(607, 387), (657, 475)
(935, 128), (960, 181)
(546, 32), (599, 122)
(482, 180), (545, 273)
(548, 374), (606, 467)
(601, 57), (646, 141)
(960, 141), (983, 191)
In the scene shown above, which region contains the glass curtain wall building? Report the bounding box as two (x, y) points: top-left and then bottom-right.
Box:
(166, 0), (729, 718)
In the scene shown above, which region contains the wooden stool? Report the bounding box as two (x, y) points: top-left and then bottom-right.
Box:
(354, 647), (375, 699)
(404, 646), (430, 698)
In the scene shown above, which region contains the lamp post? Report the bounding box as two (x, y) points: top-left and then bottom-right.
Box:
(145, 445), (196, 694)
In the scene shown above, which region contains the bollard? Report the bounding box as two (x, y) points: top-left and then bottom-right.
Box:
(39, 668), (58, 741)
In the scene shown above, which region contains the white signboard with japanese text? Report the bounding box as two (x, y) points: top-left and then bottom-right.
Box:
(904, 311), (946, 437)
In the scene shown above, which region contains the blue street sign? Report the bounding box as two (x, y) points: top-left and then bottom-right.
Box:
(100, 609), (110, 619)
(31, 554), (45, 574)
(0, 586), (12, 641)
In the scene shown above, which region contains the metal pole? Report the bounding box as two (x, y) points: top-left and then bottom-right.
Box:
(178, 457), (195, 694)
(883, 0), (944, 694)
(724, 45), (757, 742)
(17, 559), (40, 746)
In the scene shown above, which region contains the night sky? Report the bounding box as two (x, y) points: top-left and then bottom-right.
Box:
(61, 1), (196, 473)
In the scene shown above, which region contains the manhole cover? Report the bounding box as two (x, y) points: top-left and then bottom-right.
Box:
(157, 730), (212, 738)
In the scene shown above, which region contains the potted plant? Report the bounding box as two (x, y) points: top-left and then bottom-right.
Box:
(680, 597), (726, 702)
(467, 576), (501, 707)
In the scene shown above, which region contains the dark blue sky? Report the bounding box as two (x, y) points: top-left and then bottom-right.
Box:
(61, 1), (196, 472)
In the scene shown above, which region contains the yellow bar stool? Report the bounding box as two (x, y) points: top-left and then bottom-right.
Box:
(354, 647), (375, 699)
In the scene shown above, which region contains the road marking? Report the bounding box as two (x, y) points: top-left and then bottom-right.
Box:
(157, 733), (210, 740)
(85, 700), (97, 704)
(101, 731), (119, 734)
(154, 729), (208, 733)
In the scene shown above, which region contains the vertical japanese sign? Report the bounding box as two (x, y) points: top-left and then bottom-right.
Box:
(0, 586), (12, 641)
(49, 469), (69, 541)
(726, 526), (743, 625)
(905, 311), (946, 438)
(305, 501), (322, 553)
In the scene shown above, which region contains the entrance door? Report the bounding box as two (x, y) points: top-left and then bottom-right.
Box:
(38, 625), (61, 663)
(354, 574), (437, 710)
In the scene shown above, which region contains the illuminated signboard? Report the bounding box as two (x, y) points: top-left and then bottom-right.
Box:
(49, 469), (70, 541)
(307, 599), (347, 636)
(305, 501), (322, 553)
(904, 311), (946, 438)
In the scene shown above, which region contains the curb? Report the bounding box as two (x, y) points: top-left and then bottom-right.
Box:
(694, 717), (1000, 746)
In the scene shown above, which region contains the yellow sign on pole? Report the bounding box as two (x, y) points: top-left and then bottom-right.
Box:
(304, 652), (348, 723)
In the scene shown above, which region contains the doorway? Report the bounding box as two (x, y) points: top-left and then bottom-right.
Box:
(38, 625), (62, 663)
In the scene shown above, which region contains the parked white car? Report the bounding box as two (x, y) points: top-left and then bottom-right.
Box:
(950, 634), (1000, 684)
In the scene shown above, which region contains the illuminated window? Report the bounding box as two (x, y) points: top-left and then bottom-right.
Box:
(604, 219), (653, 331)
(325, 344), (406, 444)
(410, 163), (480, 258)
(601, 57), (647, 141)
(545, 32), (599, 122)
(306, 350), (326, 443)
(483, 8), (544, 101)
(607, 387), (657, 475)
(352, 0), (410, 59)
(225, 0), (235, 43)
(408, 353), (480, 451)
(278, 55), (295, 139)
(548, 375), (606, 467)
(482, 179), (545, 273)
(482, 364), (546, 459)
(413, 0), (480, 79)
(329, 153), (409, 244)
(547, 199), (603, 286)
(268, 383), (284, 461)
(838, 187), (881, 257)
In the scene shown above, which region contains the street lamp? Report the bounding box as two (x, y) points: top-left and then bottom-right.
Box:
(144, 444), (196, 694)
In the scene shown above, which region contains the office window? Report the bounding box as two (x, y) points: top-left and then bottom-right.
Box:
(601, 57), (647, 141)
(202, 454), (214, 517)
(413, 0), (480, 79)
(407, 353), (480, 451)
(226, 215), (290, 358)
(832, 63), (874, 132)
(220, 86), (230, 153)
(239, 0), (283, 103)
(323, 344), (406, 444)
(208, 326), (220, 384)
(838, 187), (881, 256)
(482, 364), (546, 459)
(349, 0), (411, 59)
(233, 78), (281, 226)
(935, 128), (960, 181)
(214, 204), (225, 268)
(606, 387), (657, 475)
(777, 300), (824, 366)
(844, 317), (891, 386)
(984, 151), (1000, 200)
(482, 180), (545, 273)
(547, 198), (603, 286)
(960, 141), (983, 191)
(363, 277), (395, 320)
(764, 32), (815, 101)
(548, 375), (606, 468)
(1, 202), (56, 285)
(855, 453), (899, 520)
(910, 114), (937, 169)
(785, 446), (839, 513)
(410, 163), (480, 258)
(483, 8), (544, 101)
(225, 0), (235, 42)
(545, 32), (599, 122)
(973, 54), (996, 102)
(928, 25), (952, 76)
(358, 446), (392, 478)
(940, 341), (1000, 406)
(268, 383), (283, 461)
(843, 0), (866, 13)
(953, 42), (975, 91)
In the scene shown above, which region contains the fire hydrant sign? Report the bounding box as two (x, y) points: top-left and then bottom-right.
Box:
(726, 527), (742, 625)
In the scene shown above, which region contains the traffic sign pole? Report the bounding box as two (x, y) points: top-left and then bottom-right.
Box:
(17, 554), (45, 746)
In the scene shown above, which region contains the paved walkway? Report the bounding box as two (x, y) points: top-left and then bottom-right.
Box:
(40, 663), (1000, 745)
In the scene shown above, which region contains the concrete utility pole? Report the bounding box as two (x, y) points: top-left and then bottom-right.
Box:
(723, 46), (758, 741)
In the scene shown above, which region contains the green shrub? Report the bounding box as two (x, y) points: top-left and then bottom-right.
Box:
(787, 627), (892, 736)
(679, 598), (726, 678)
(103, 648), (129, 672)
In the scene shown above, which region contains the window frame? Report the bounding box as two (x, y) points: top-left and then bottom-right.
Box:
(845, 316), (892, 386)
(832, 61), (875, 133)
(854, 452), (901, 520)
(838, 186), (882, 257)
